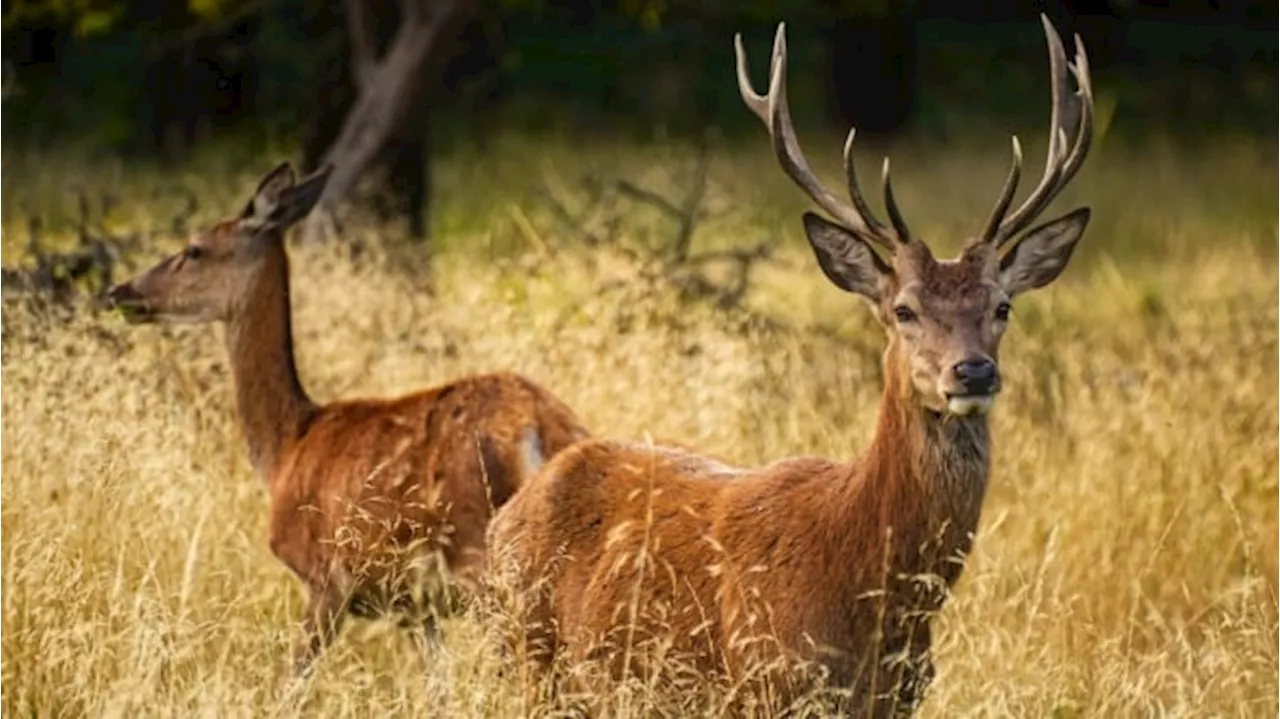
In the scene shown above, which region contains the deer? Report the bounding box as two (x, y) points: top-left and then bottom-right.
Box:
(102, 162), (590, 675)
(487, 15), (1093, 716)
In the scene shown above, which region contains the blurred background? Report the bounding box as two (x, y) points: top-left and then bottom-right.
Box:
(2, 0), (1275, 254)
(2, 3), (1277, 715)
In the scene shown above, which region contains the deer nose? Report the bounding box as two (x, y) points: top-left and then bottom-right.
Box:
(103, 282), (132, 306)
(99, 282), (140, 312)
(952, 358), (998, 395)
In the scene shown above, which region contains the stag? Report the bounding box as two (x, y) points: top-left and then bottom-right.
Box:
(103, 163), (589, 674)
(488, 16), (1094, 715)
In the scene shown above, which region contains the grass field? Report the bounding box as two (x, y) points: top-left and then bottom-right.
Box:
(2, 131), (1277, 716)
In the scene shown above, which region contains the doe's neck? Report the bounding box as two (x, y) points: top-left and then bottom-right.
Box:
(223, 243), (316, 482)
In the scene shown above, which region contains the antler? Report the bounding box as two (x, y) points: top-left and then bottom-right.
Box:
(981, 15), (1094, 248)
(735, 23), (908, 253)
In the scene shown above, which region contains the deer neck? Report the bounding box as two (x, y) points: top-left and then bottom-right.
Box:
(223, 244), (316, 483)
(853, 349), (991, 586)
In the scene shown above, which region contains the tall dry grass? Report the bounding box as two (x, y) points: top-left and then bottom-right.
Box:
(2, 134), (1277, 716)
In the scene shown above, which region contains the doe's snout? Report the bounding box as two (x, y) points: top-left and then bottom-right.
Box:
(102, 282), (138, 308)
(99, 281), (154, 322)
(952, 357), (999, 395)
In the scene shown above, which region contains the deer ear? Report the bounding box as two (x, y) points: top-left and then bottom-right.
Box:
(241, 162), (297, 220)
(266, 165), (333, 228)
(999, 207), (1090, 297)
(802, 212), (889, 302)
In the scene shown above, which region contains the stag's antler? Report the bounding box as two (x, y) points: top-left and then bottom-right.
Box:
(981, 15), (1094, 249)
(735, 24), (909, 253)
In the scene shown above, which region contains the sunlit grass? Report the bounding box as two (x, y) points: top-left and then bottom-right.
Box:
(2, 132), (1277, 716)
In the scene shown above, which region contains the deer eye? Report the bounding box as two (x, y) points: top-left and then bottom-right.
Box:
(183, 245), (204, 261)
(893, 305), (918, 323)
(994, 302), (1012, 321)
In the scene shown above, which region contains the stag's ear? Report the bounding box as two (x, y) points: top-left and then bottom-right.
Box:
(802, 212), (890, 302)
(241, 162), (297, 220)
(999, 207), (1090, 297)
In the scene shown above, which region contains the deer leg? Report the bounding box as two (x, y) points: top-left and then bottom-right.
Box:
(292, 584), (349, 676)
(892, 649), (935, 717)
(411, 613), (445, 663)
(877, 630), (935, 719)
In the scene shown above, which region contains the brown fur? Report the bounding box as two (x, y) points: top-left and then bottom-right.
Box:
(104, 163), (589, 673)
(488, 272), (992, 714)
(488, 19), (1094, 716)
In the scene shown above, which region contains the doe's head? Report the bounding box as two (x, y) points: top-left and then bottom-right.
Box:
(104, 162), (331, 324)
(736, 16), (1093, 417)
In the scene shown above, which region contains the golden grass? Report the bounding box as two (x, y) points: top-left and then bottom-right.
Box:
(2, 133), (1277, 716)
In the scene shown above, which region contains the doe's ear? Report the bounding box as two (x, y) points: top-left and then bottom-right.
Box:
(999, 207), (1090, 297)
(802, 211), (890, 302)
(242, 163), (333, 229)
(241, 162), (297, 220)
(268, 165), (333, 227)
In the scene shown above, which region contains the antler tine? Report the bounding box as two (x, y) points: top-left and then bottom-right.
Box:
(734, 32), (769, 124)
(1055, 36), (1094, 189)
(881, 158), (911, 243)
(988, 15), (1094, 248)
(841, 128), (892, 243)
(980, 136), (1024, 243)
(737, 23), (898, 252)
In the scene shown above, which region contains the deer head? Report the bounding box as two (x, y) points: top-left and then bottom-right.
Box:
(105, 162), (332, 324)
(736, 16), (1093, 416)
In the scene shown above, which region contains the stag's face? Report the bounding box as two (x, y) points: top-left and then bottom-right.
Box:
(104, 162), (331, 324)
(739, 17), (1094, 417)
(802, 210), (1090, 417)
(881, 242), (1010, 415)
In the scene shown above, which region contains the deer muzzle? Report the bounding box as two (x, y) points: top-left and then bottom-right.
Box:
(943, 357), (1002, 416)
(102, 282), (156, 323)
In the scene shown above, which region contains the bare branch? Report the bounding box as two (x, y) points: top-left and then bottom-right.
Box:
(342, 0), (379, 89)
(306, 0), (474, 243)
(613, 180), (681, 218)
(674, 144), (711, 262)
(538, 177), (609, 249)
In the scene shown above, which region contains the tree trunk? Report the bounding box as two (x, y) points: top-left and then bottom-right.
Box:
(302, 0), (471, 243)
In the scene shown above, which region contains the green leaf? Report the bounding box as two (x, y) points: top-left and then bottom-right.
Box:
(188, 0), (228, 22)
(72, 6), (121, 37)
(640, 3), (663, 32)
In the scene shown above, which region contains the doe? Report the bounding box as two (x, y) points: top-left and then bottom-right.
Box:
(104, 163), (589, 674)
(488, 16), (1094, 716)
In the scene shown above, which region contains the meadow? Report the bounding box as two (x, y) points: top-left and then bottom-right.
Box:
(1, 129), (1277, 716)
